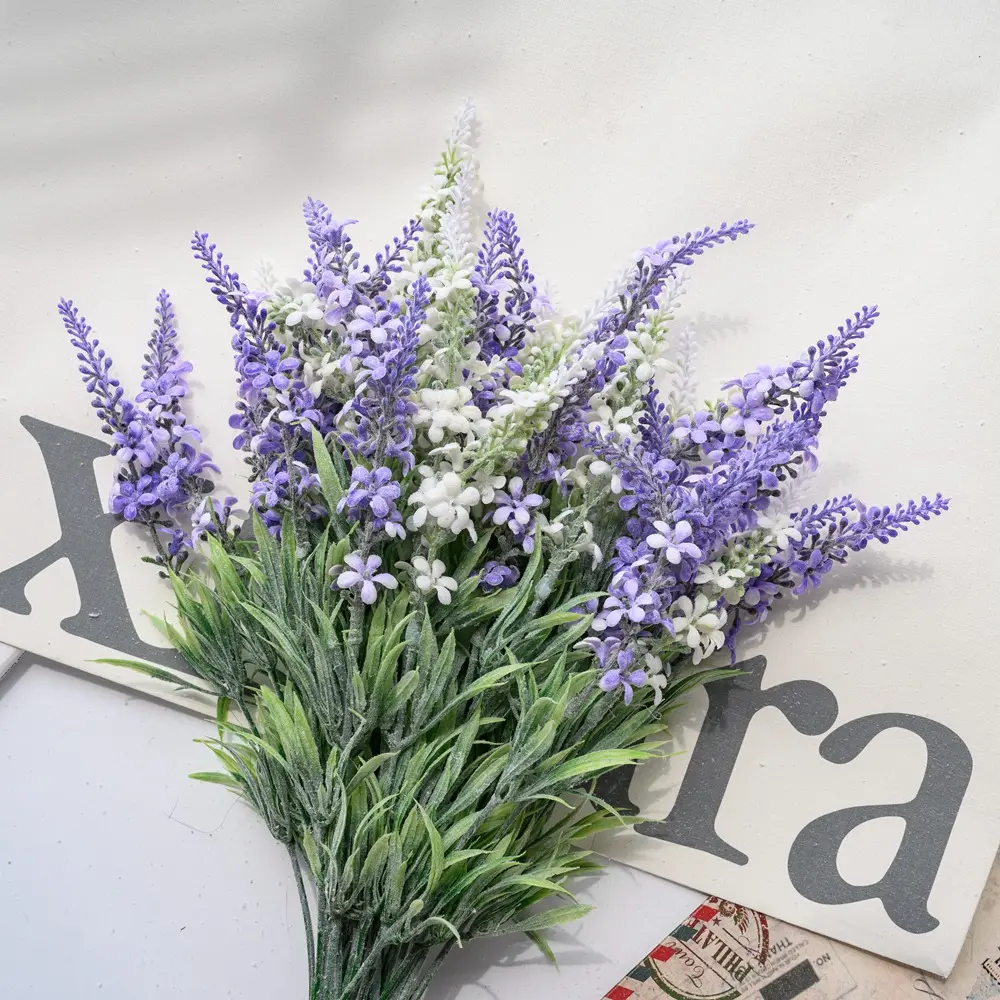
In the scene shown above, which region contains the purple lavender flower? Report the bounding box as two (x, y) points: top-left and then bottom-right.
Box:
(598, 654), (648, 706)
(252, 465), (290, 510)
(357, 217), (422, 298)
(274, 387), (322, 432)
(110, 401), (168, 467)
(303, 199), (358, 286)
(154, 452), (194, 509)
(473, 209), (536, 365)
(340, 277), (429, 471)
(335, 552), (398, 605)
(158, 526), (190, 559)
(721, 307), (879, 434)
(338, 466), (402, 528)
(191, 231), (256, 329)
(110, 476), (160, 521)
(244, 350), (299, 392)
(490, 477), (545, 551)
(788, 546), (834, 594)
(645, 520), (702, 565)
(190, 495), (241, 545)
(59, 298), (126, 436)
(136, 290), (192, 415)
(525, 221), (753, 481)
(479, 560), (520, 592)
(577, 635), (623, 669)
(593, 576), (660, 631)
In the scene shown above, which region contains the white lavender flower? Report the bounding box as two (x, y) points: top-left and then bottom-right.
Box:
(409, 556), (458, 604)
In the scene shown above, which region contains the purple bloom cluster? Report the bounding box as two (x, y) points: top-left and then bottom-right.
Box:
(338, 466), (405, 538)
(490, 477), (545, 552)
(525, 221), (754, 480)
(720, 306), (879, 436)
(575, 298), (947, 696)
(473, 209), (536, 365)
(60, 293), (219, 567)
(61, 127), (949, 712)
(480, 560), (520, 592)
(729, 493), (950, 625)
(340, 276), (430, 474)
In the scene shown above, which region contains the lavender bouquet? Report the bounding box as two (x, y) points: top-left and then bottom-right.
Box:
(60, 104), (946, 1000)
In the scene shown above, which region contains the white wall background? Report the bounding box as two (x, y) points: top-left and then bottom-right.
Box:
(1, 0), (998, 994)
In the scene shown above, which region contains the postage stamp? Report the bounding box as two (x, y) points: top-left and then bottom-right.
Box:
(603, 896), (856, 1000)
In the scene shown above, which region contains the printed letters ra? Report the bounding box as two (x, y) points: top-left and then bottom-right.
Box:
(597, 656), (973, 935)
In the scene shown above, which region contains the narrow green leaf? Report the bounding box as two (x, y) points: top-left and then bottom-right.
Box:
(527, 930), (557, 966)
(416, 802), (445, 895)
(310, 426), (348, 538)
(95, 658), (213, 695)
(423, 916), (463, 947)
(188, 771), (241, 788)
(500, 903), (593, 934)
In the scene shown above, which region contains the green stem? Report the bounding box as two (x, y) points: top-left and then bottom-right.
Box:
(288, 844), (316, 985)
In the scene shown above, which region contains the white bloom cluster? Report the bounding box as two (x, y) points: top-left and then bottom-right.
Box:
(413, 387), (487, 446)
(266, 278), (329, 345)
(756, 512), (803, 551)
(407, 468), (483, 540)
(669, 594), (728, 665)
(408, 556), (458, 604)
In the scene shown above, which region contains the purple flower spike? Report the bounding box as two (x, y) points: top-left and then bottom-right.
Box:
(577, 636), (622, 669)
(335, 552), (399, 605)
(136, 290), (193, 416)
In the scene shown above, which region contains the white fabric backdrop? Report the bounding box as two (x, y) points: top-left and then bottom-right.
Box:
(1, 0), (998, 993)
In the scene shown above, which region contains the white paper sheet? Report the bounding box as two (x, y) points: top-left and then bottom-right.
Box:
(1, 0), (997, 979)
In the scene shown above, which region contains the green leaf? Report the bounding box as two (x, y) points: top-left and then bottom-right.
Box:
(416, 802), (445, 895)
(444, 662), (524, 712)
(358, 831), (391, 887)
(543, 748), (659, 786)
(527, 930), (557, 966)
(95, 658), (213, 695)
(524, 610), (584, 634)
(386, 670), (421, 716)
(346, 752), (396, 794)
(301, 829), (322, 880)
(310, 425), (348, 538)
(499, 903), (593, 934)
(188, 771), (241, 788)
(423, 916), (463, 947)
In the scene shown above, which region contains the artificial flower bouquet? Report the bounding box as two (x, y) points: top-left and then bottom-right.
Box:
(60, 104), (946, 1000)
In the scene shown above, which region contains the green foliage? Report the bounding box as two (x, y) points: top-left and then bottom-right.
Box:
(160, 519), (706, 1000)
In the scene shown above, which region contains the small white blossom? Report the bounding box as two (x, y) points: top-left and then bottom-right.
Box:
(587, 459), (623, 494)
(694, 560), (747, 591)
(271, 278), (327, 331)
(407, 469), (480, 540)
(670, 594), (728, 665)
(414, 387), (485, 445)
(623, 328), (678, 384)
(410, 557), (458, 604)
(644, 653), (671, 706)
(301, 351), (342, 394)
(587, 400), (639, 438)
(757, 512), (803, 551)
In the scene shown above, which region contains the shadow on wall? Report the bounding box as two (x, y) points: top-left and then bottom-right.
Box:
(1, 0), (495, 236)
